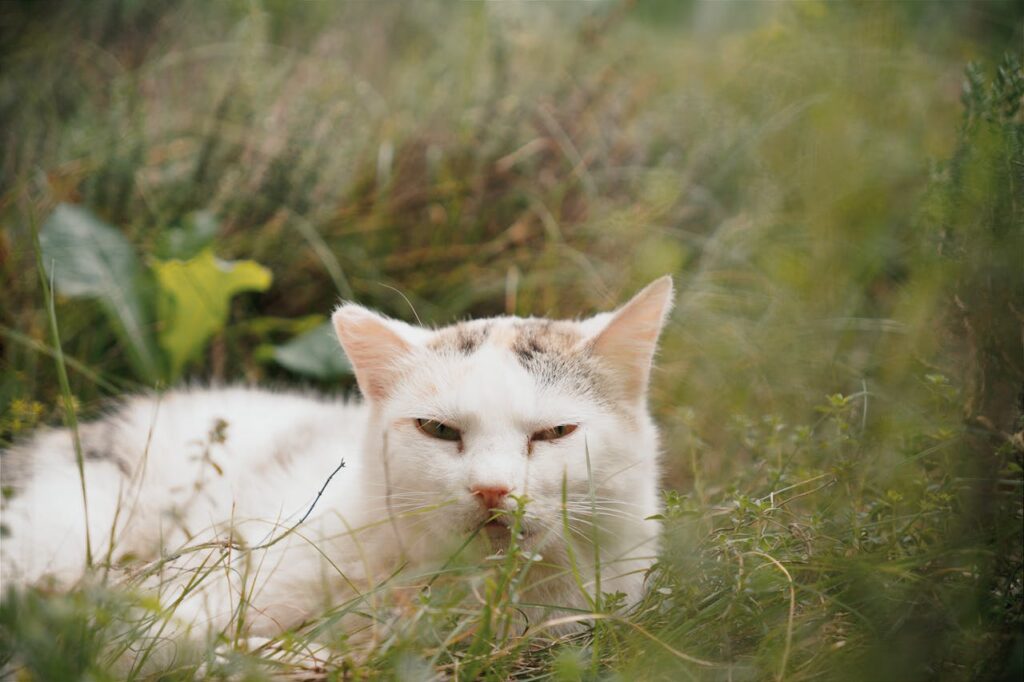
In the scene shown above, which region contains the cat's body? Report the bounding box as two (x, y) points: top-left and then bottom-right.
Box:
(2, 388), (371, 633)
(1, 277), (673, 642)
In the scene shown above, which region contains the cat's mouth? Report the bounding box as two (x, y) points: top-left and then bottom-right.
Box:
(482, 515), (511, 533)
(477, 513), (533, 544)
(484, 519), (508, 535)
(482, 519), (515, 547)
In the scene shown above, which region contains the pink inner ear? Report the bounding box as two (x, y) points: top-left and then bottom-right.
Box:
(332, 306), (412, 402)
(589, 276), (674, 400)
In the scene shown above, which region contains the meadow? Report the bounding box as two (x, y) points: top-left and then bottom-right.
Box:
(1, 1), (1022, 679)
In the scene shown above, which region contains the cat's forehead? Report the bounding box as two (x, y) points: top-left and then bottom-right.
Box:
(423, 315), (585, 360)
(426, 317), (596, 392)
(428, 317), (583, 356)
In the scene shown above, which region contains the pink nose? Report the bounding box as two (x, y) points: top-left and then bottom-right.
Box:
(471, 485), (511, 510)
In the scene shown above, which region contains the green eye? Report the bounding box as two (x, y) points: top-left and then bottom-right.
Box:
(415, 418), (462, 442)
(531, 424), (579, 442)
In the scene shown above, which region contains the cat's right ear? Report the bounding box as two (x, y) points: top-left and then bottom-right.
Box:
(332, 305), (424, 402)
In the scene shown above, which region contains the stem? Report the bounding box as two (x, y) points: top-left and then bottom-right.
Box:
(31, 212), (93, 568)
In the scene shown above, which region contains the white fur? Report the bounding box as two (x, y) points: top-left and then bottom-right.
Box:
(0, 278), (672, 640)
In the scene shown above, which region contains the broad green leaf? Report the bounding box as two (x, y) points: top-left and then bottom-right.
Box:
(39, 203), (161, 382)
(153, 249), (272, 380)
(154, 211), (218, 260)
(272, 321), (352, 380)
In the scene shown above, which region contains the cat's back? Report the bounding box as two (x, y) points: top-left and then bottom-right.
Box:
(1, 386), (366, 583)
(115, 385), (362, 468)
(4, 386), (362, 483)
(128, 386), (364, 502)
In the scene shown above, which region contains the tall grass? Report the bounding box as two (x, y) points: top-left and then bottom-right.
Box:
(1, 1), (1021, 679)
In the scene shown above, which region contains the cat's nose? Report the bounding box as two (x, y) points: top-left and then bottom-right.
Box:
(470, 484), (511, 510)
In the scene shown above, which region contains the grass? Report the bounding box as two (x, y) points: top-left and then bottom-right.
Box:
(1, 1), (1022, 679)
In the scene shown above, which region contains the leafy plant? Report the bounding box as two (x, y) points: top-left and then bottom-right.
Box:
(39, 204), (161, 383)
(271, 321), (352, 380)
(38, 204), (273, 384)
(152, 248), (271, 379)
(38, 203), (350, 384)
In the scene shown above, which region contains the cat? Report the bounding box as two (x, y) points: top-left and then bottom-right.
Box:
(0, 276), (673, 649)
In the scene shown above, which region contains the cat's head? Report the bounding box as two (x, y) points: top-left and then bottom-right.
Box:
(332, 277), (673, 556)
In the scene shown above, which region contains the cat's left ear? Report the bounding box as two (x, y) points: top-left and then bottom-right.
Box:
(332, 304), (426, 402)
(582, 276), (674, 402)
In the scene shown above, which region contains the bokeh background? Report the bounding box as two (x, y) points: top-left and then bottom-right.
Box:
(1, 1), (1022, 680)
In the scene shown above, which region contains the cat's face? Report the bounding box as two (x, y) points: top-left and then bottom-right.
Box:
(333, 277), (673, 556)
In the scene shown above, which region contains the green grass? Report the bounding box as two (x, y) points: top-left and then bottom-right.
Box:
(1, 1), (1022, 679)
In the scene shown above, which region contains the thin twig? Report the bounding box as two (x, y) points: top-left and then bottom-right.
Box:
(249, 459), (346, 551)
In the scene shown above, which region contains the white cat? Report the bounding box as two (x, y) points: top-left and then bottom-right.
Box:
(0, 276), (673, 644)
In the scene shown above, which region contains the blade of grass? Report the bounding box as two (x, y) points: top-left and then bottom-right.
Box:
(30, 210), (93, 568)
(289, 208), (354, 300)
(586, 435), (602, 677)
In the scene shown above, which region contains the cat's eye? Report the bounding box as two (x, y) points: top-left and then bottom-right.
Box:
(415, 418), (462, 442)
(531, 424), (578, 442)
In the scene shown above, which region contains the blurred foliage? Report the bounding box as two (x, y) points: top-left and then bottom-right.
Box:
(270, 321), (352, 380)
(38, 204), (161, 382)
(0, 0), (1021, 679)
(37, 203), (275, 383)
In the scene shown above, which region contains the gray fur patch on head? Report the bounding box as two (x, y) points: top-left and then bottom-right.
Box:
(508, 320), (599, 393)
(509, 320), (580, 363)
(428, 320), (495, 355)
(429, 316), (606, 399)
